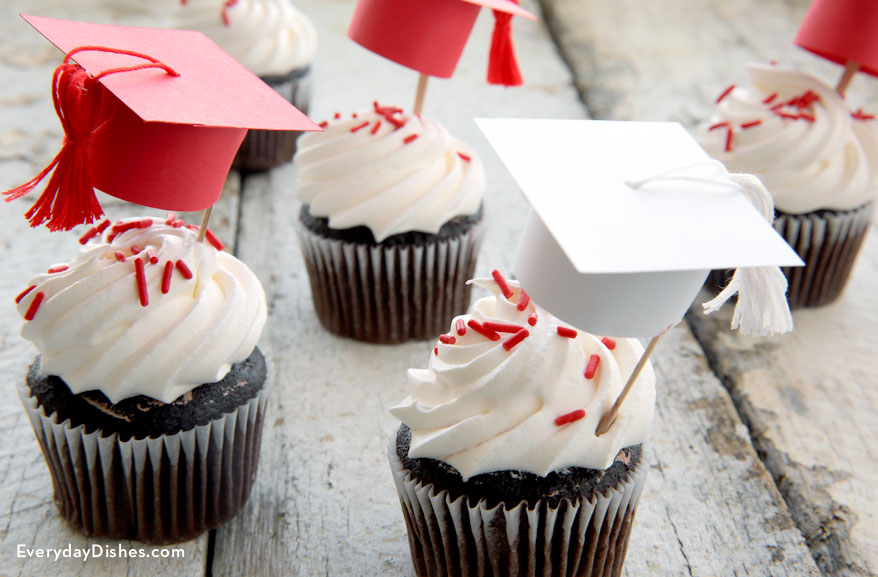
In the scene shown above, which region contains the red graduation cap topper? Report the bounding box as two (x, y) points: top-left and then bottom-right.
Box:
(348, 0), (536, 85)
(796, 0), (878, 77)
(4, 15), (320, 231)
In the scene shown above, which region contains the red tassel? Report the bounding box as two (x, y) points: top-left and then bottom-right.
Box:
(2, 47), (179, 232)
(488, 0), (524, 87)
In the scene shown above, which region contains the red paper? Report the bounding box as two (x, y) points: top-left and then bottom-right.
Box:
(348, 0), (535, 78)
(795, 0), (878, 77)
(22, 15), (321, 211)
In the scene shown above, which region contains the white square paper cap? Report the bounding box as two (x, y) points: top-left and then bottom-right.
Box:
(476, 119), (803, 337)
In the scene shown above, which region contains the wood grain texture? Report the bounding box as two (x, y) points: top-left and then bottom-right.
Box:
(536, 0), (878, 574)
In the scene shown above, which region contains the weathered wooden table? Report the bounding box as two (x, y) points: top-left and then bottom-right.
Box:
(0, 0), (874, 576)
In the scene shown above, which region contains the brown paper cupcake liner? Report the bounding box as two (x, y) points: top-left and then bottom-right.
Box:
(18, 380), (270, 544)
(706, 201), (874, 309)
(296, 219), (485, 344)
(389, 443), (649, 577)
(233, 65), (313, 172)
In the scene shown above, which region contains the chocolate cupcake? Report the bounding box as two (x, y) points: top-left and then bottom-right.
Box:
(175, 0), (317, 171)
(13, 216), (269, 543)
(389, 272), (655, 577)
(294, 103), (486, 344)
(696, 64), (878, 308)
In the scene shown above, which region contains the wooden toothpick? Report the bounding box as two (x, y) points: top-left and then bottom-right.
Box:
(836, 60), (859, 97)
(595, 324), (673, 437)
(413, 73), (429, 116)
(196, 205), (213, 243)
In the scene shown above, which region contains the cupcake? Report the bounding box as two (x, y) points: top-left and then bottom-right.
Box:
(389, 271), (655, 577)
(175, 0), (318, 171)
(294, 102), (486, 344)
(14, 216), (269, 543)
(696, 64), (878, 308)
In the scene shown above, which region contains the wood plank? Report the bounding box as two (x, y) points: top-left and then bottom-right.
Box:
(217, 1), (819, 575)
(538, 0), (878, 574)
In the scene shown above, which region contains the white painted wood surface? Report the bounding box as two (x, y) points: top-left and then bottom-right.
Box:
(539, 0), (878, 575)
(0, 0), (860, 575)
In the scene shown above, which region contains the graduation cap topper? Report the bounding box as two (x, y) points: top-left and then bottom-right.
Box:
(795, 0), (878, 95)
(348, 0), (536, 114)
(3, 15), (320, 232)
(476, 119), (803, 434)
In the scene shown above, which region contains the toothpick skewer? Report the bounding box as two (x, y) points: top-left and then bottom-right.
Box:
(595, 325), (672, 437)
(413, 73), (429, 115)
(196, 205), (212, 243)
(836, 60), (859, 96)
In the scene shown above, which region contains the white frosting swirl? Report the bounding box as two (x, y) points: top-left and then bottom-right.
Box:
(175, 0), (317, 76)
(391, 278), (656, 480)
(295, 105), (485, 242)
(16, 218), (267, 404)
(696, 64), (878, 214)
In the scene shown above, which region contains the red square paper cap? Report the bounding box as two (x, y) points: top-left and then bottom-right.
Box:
(795, 0), (878, 77)
(348, 0), (535, 78)
(23, 14), (321, 211)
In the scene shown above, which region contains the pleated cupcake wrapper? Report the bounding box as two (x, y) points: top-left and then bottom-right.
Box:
(706, 201), (874, 309)
(296, 218), (485, 344)
(18, 381), (270, 544)
(233, 65), (313, 171)
(389, 447), (649, 577)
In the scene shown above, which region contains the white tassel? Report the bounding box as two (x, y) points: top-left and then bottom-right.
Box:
(627, 163), (793, 336)
(701, 173), (793, 336)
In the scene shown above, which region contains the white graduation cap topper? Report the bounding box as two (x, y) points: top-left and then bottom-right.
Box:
(476, 119), (803, 337)
(476, 119), (804, 434)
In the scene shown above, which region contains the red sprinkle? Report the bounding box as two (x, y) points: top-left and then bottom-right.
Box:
(111, 221), (138, 234)
(434, 346), (438, 356)
(483, 321), (525, 333)
(601, 337), (617, 350)
(205, 228), (225, 251)
(318, 121), (328, 128)
(491, 270), (515, 299)
(557, 326), (577, 338)
(221, 0), (238, 25)
(47, 265), (68, 274)
(135, 219), (153, 229)
(438, 334), (456, 345)
(350, 121), (370, 133)
(134, 258), (148, 307)
(517, 289), (530, 311)
(15, 285), (36, 304)
(584, 354), (600, 379)
(852, 108), (876, 121)
(333, 112), (341, 119)
(352, 113), (358, 119)
(175, 260), (193, 280)
(24, 291), (45, 321)
(457, 152), (472, 162)
(724, 126), (734, 152)
(130, 245), (142, 255)
(114, 251), (126, 262)
(148, 253), (159, 265)
(799, 112), (815, 123)
(762, 92), (778, 104)
(527, 312), (538, 326)
(172, 219), (185, 228)
(370, 120), (382, 135)
(456, 318), (467, 336)
(776, 111), (800, 120)
(165, 212), (177, 225)
(403, 133), (419, 144)
(502, 329), (529, 351)
(741, 119), (762, 129)
(708, 121), (729, 131)
(78, 227), (99, 245)
(96, 219), (111, 233)
(467, 319), (501, 341)
(554, 409), (586, 427)
(716, 84), (735, 104)
(161, 261), (173, 294)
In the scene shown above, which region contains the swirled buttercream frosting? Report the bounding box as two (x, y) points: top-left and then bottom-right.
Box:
(15, 217), (267, 404)
(295, 103), (485, 242)
(175, 0), (317, 76)
(390, 272), (656, 480)
(696, 64), (878, 214)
